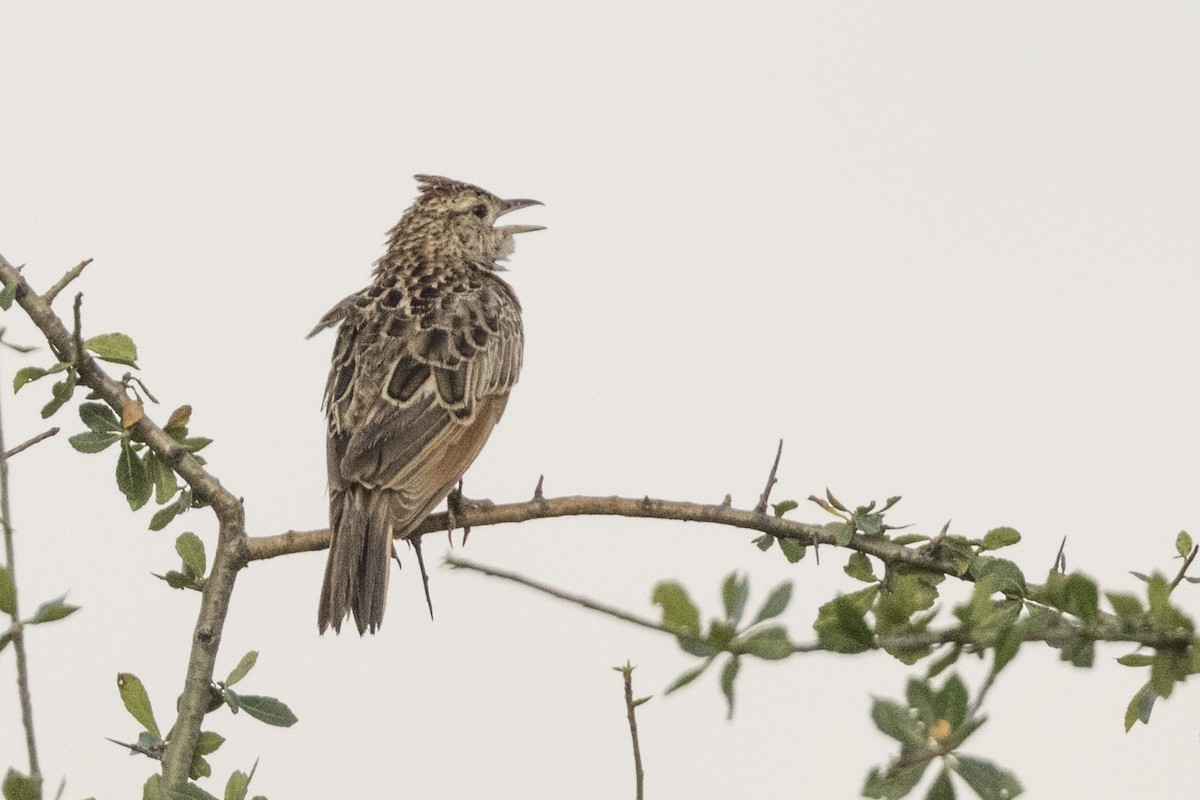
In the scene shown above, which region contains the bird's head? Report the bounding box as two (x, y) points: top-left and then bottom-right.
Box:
(392, 175), (544, 266)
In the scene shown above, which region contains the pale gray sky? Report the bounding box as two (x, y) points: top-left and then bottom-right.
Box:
(2, 3), (1199, 798)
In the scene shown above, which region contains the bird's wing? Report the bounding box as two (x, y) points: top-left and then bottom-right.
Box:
(327, 280), (523, 510)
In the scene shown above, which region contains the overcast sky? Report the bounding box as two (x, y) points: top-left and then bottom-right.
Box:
(2, 3), (1199, 798)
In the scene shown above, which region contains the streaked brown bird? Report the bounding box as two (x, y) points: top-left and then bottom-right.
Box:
(309, 175), (543, 635)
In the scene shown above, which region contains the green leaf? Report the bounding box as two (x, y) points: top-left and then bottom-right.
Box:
(41, 370), (77, 418)
(143, 774), (161, 800)
(183, 437), (213, 453)
(721, 572), (749, 625)
(1063, 573), (1099, 622)
(719, 656), (740, 719)
(925, 767), (955, 800)
(750, 581), (793, 625)
(1117, 654), (1154, 668)
(84, 332), (139, 368)
(235, 695), (298, 727)
(937, 536), (975, 576)
(194, 730), (225, 755)
(829, 521), (855, 546)
(934, 674), (969, 728)
(844, 552), (876, 582)
(117, 672), (161, 738)
(969, 557), (1026, 596)
(891, 533), (929, 546)
(68, 430), (122, 454)
(863, 763), (928, 800)
(145, 450), (181, 505)
(772, 499), (798, 516)
(651, 581), (701, 635)
(814, 587), (877, 654)
(752, 534), (774, 551)
(951, 755), (1023, 800)
(226, 651), (258, 686)
(871, 698), (925, 747)
(79, 401), (121, 432)
(26, 594), (80, 624)
(189, 752), (212, 780)
(150, 503), (183, 531)
(1124, 681), (1156, 731)
(735, 625), (793, 660)
(225, 771), (251, 800)
(2, 768), (40, 800)
(174, 532), (207, 580)
(1176, 530), (1194, 558)
(0, 279), (19, 310)
(0, 565), (14, 615)
(825, 488), (848, 512)
(12, 366), (49, 393)
(778, 537), (805, 563)
(1106, 591), (1144, 623)
(169, 782), (219, 800)
(0, 632), (11, 652)
(116, 439), (153, 510)
(981, 526), (1021, 550)
(664, 662), (709, 694)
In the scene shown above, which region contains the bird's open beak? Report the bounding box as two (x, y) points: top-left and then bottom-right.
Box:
(497, 198), (545, 234)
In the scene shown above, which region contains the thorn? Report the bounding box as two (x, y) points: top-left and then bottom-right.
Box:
(533, 474), (545, 501)
(1053, 536), (1067, 574)
(754, 439), (784, 514)
(391, 544), (402, 572)
(720, 494), (732, 508)
(411, 535), (434, 620)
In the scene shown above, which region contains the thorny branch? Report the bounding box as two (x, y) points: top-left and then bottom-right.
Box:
(615, 662), (645, 800)
(0, 253), (246, 797)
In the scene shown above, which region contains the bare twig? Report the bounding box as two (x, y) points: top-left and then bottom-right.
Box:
(0, 358), (43, 790)
(615, 662), (645, 800)
(753, 439), (784, 514)
(1, 427), (59, 461)
(42, 258), (92, 305)
(1169, 544), (1199, 591)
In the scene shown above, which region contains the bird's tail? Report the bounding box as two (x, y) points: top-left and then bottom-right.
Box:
(318, 487), (396, 635)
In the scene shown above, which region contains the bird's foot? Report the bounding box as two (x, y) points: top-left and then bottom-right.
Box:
(446, 479), (495, 546)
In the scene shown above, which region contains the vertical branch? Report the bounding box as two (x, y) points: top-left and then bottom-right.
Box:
(0, 364), (44, 791)
(616, 662), (645, 800)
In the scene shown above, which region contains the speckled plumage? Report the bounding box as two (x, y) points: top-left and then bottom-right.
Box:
(311, 175), (542, 634)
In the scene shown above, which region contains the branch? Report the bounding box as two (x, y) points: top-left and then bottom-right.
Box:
(251, 495), (969, 579)
(0, 253), (246, 796)
(614, 662), (645, 800)
(1, 427), (59, 461)
(753, 439), (784, 514)
(0, 356), (42, 792)
(42, 258), (92, 306)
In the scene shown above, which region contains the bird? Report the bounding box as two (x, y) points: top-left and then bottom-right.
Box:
(309, 174), (543, 635)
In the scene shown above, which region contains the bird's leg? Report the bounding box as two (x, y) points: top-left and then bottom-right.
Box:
(447, 477), (499, 546)
(410, 534), (434, 620)
(390, 543), (403, 571)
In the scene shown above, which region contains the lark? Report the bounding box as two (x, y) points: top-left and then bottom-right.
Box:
(310, 175), (542, 634)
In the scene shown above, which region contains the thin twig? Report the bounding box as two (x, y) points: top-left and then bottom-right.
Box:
(1, 427), (59, 461)
(447, 554), (711, 644)
(615, 662), (645, 800)
(42, 258), (92, 306)
(753, 439), (784, 514)
(0, 358), (43, 789)
(1168, 544), (1200, 591)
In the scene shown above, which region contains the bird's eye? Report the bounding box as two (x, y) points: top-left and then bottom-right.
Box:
(472, 204), (488, 219)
